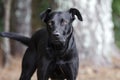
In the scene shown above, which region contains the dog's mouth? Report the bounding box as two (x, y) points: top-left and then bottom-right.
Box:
(51, 40), (65, 50)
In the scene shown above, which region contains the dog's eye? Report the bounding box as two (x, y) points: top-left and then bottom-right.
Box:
(61, 19), (68, 25)
(48, 21), (52, 26)
(63, 20), (68, 25)
(48, 21), (54, 26)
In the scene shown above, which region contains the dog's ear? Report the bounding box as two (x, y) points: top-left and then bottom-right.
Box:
(69, 8), (83, 21)
(40, 8), (52, 22)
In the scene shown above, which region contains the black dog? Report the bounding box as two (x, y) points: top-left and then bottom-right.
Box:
(0, 8), (83, 80)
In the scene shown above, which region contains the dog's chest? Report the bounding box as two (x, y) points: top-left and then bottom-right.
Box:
(47, 48), (74, 63)
(48, 54), (73, 79)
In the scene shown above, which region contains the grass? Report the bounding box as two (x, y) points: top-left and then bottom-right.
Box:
(114, 28), (120, 48)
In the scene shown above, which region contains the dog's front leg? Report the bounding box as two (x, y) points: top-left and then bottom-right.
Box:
(19, 48), (37, 80)
(62, 59), (79, 80)
(37, 57), (51, 80)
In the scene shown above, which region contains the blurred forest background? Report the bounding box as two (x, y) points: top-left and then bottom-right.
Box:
(0, 0), (120, 80)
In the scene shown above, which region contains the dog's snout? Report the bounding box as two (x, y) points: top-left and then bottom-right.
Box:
(53, 33), (60, 37)
(53, 31), (60, 37)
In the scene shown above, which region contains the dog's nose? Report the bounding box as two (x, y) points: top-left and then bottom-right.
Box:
(53, 32), (60, 37)
(52, 31), (60, 37)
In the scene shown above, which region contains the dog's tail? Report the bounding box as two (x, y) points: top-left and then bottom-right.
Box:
(0, 32), (30, 46)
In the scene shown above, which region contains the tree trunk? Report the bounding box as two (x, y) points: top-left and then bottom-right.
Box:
(51, 0), (116, 66)
(1, 0), (12, 66)
(11, 0), (32, 55)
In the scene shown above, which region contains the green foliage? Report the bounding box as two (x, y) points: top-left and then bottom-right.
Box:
(0, 19), (3, 32)
(112, 0), (120, 15)
(39, 0), (50, 12)
(112, 0), (120, 48)
(32, 0), (50, 30)
(0, 1), (3, 32)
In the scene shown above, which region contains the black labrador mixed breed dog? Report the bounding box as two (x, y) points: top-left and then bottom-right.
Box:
(0, 8), (83, 80)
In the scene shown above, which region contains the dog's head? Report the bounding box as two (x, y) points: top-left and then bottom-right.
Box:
(40, 8), (83, 50)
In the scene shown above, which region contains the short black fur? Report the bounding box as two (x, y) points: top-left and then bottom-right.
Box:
(0, 8), (83, 80)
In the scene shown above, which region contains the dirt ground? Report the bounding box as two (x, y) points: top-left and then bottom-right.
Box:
(0, 57), (120, 80)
